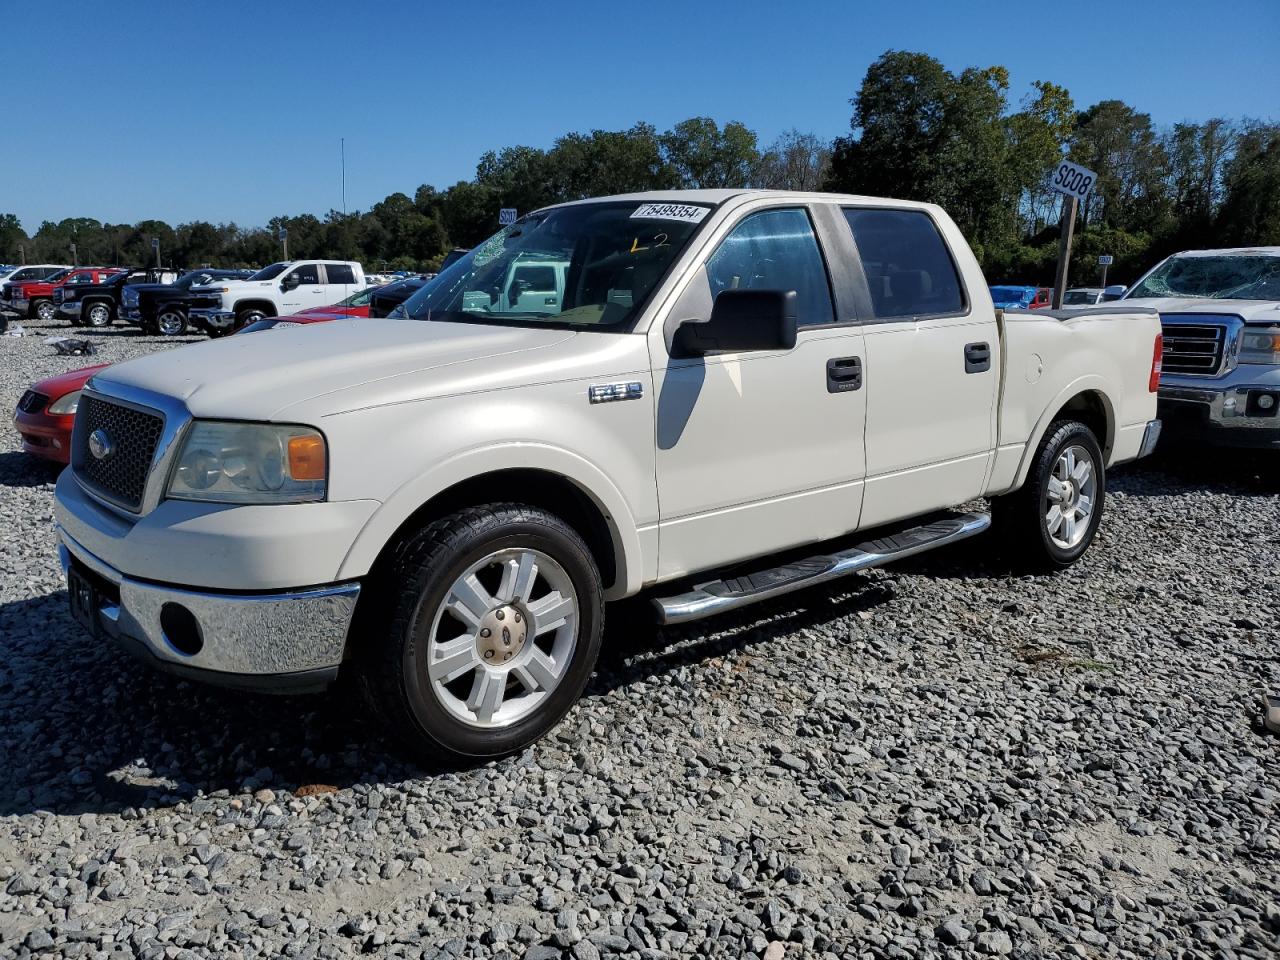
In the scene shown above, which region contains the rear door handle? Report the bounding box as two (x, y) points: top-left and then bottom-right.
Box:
(965, 342), (991, 374)
(827, 356), (862, 393)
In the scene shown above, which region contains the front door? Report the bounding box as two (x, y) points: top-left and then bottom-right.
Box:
(281, 263), (325, 312)
(651, 204), (868, 580)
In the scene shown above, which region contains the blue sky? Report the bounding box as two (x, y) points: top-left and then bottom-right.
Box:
(4, 0), (1277, 232)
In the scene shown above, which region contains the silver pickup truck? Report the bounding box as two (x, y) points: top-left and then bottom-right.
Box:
(1123, 246), (1280, 449)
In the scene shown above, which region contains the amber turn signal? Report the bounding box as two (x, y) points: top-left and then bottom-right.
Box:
(287, 433), (326, 481)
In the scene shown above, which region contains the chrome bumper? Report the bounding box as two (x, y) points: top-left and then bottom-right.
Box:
(1158, 371), (1280, 447)
(58, 526), (359, 691)
(188, 307), (234, 327)
(7, 296), (28, 314)
(1137, 419), (1162, 458)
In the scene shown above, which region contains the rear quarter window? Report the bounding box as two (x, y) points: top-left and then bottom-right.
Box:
(843, 208), (965, 319)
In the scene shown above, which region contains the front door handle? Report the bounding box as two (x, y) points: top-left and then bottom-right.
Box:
(827, 356), (862, 393)
(965, 342), (991, 374)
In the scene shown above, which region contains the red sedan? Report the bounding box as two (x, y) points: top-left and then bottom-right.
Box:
(14, 364), (110, 464)
(13, 294), (368, 463)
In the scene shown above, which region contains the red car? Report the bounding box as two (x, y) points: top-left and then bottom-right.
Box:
(2, 267), (123, 322)
(1029, 287), (1053, 309)
(14, 364), (110, 463)
(13, 293), (367, 463)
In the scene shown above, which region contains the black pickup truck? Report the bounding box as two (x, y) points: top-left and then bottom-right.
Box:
(54, 268), (181, 327)
(121, 268), (254, 335)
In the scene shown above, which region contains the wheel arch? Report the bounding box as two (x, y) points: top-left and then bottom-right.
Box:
(233, 298), (277, 318)
(338, 451), (645, 601)
(1011, 379), (1116, 492)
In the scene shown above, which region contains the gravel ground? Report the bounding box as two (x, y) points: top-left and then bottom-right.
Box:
(0, 320), (1277, 960)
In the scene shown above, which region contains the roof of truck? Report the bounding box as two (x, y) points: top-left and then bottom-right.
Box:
(544, 189), (938, 212)
(1169, 247), (1280, 257)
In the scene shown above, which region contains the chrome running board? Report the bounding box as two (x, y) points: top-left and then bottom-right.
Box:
(652, 511), (991, 625)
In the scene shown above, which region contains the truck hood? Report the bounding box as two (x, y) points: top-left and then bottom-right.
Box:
(89, 318), (583, 420)
(191, 279), (279, 296)
(1122, 297), (1280, 324)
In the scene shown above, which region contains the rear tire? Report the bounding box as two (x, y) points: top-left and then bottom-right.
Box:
(34, 299), (55, 322)
(357, 504), (604, 762)
(991, 420), (1105, 571)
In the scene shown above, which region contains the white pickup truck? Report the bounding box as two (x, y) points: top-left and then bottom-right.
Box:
(54, 190), (1163, 760)
(187, 259), (366, 335)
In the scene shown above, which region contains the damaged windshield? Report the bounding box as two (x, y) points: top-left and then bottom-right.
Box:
(1127, 254), (1280, 300)
(400, 200), (711, 330)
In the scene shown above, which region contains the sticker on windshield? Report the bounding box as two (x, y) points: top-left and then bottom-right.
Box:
(630, 202), (710, 223)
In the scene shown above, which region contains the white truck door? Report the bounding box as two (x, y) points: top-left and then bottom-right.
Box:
(651, 204), (868, 580)
(280, 263), (324, 312)
(322, 263), (358, 304)
(842, 207), (999, 527)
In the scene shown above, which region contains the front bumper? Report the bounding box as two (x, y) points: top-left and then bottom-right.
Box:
(13, 409), (73, 463)
(7, 296), (29, 314)
(188, 307), (234, 331)
(1158, 368), (1280, 449)
(56, 299), (82, 319)
(58, 526), (359, 692)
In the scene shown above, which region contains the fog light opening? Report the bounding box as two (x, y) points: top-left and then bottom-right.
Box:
(160, 603), (204, 657)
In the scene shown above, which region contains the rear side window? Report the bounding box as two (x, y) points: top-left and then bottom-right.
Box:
(843, 208), (965, 319)
(325, 264), (356, 285)
(707, 208), (835, 327)
(291, 264), (320, 284)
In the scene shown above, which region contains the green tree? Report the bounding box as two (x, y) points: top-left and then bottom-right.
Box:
(1071, 100), (1169, 232)
(753, 130), (831, 191)
(1215, 123), (1280, 245)
(0, 213), (29, 262)
(660, 118), (758, 189)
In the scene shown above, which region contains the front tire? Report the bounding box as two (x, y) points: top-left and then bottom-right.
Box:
(84, 301), (113, 328)
(155, 308), (188, 336)
(359, 504), (604, 762)
(991, 420), (1105, 571)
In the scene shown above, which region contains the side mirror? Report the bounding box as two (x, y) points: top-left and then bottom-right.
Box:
(282, 273), (301, 291)
(674, 289), (798, 356)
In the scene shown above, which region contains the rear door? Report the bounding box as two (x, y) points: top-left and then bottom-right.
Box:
(840, 206), (999, 527)
(321, 263), (358, 304)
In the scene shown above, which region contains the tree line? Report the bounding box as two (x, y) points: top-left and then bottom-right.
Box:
(3, 50), (1277, 285)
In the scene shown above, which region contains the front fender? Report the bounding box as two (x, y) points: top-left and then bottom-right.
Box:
(336, 441), (647, 598)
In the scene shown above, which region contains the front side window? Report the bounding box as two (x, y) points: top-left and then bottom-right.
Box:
(67, 272), (94, 285)
(844, 208), (965, 319)
(325, 264), (356, 285)
(705, 208), (834, 327)
(290, 264), (320, 285)
(401, 201), (708, 331)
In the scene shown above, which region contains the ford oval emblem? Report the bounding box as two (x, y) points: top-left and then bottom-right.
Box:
(88, 428), (114, 461)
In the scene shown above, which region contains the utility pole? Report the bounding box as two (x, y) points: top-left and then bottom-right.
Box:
(1051, 195), (1078, 310)
(70, 242), (78, 267)
(341, 137), (347, 217)
(280, 225), (289, 260)
(152, 236), (161, 268)
(17, 244), (23, 265)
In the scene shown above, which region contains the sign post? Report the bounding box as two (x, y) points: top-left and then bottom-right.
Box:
(498, 208), (518, 227)
(1098, 253), (1113, 287)
(279, 226), (288, 260)
(1048, 159), (1098, 309)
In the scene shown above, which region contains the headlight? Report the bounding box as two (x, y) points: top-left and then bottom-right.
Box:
(167, 421), (327, 504)
(47, 390), (82, 415)
(1240, 327), (1280, 365)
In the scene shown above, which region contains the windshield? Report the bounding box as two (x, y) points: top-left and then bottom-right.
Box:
(248, 262), (288, 282)
(400, 201), (710, 330)
(1128, 254), (1280, 300)
(339, 287), (373, 306)
(1063, 290), (1096, 305)
(42, 268), (73, 284)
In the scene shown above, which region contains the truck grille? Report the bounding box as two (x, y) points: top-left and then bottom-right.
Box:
(17, 390), (48, 414)
(73, 396), (165, 512)
(1160, 320), (1227, 376)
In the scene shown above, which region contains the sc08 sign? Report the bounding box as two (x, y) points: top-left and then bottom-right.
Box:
(1050, 160), (1097, 202)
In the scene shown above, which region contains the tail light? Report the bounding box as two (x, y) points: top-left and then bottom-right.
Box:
(1149, 333), (1163, 392)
